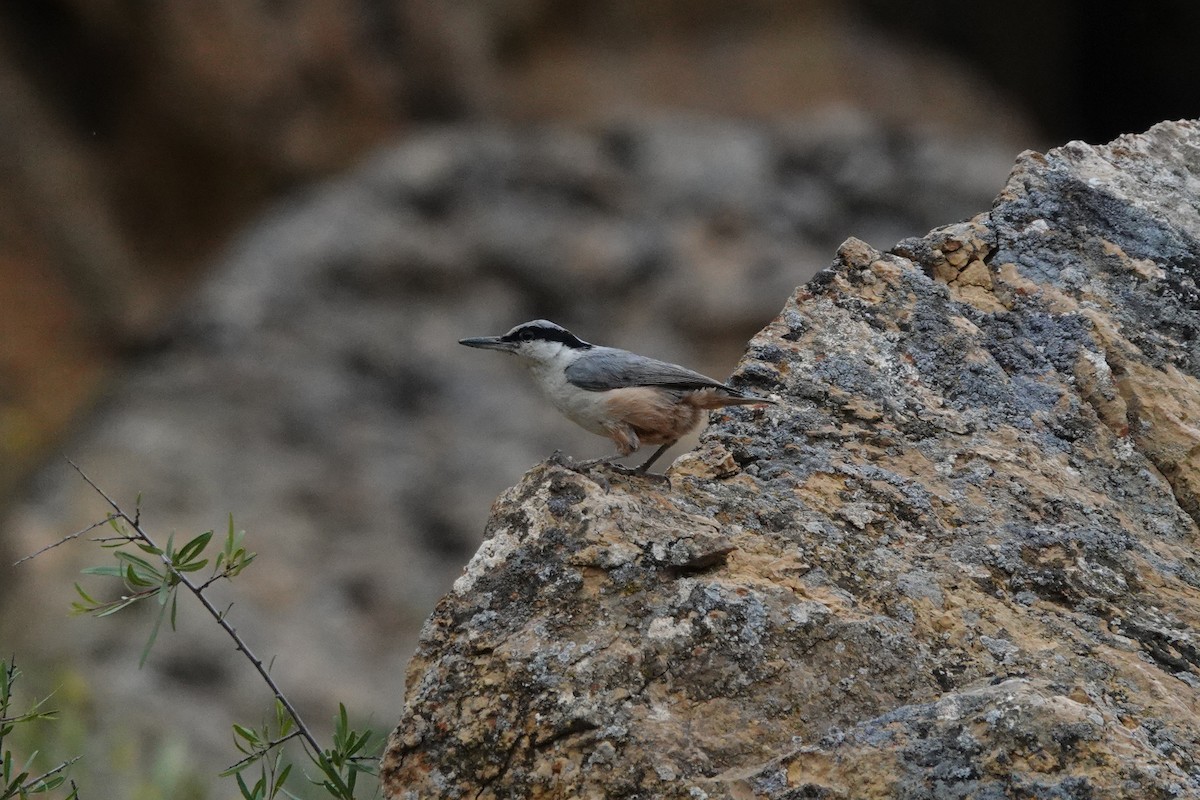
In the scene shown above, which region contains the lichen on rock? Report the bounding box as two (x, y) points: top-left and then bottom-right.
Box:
(382, 120), (1200, 799)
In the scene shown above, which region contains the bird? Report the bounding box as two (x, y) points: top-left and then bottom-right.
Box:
(459, 320), (776, 473)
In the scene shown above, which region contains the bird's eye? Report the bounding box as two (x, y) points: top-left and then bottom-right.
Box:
(519, 329), (535, 341)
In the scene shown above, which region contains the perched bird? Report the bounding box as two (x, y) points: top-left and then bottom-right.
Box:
(459, 320), (775, 473)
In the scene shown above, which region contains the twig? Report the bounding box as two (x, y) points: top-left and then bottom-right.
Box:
(64, 461), (329, 765)
(198, 574), (232, 593)
(224, 729), (306, 773)
(19, 755), (82, 792)
(12, 518), (112, 566)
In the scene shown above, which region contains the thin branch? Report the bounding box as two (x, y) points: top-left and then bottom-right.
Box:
(66, 461), (122, 517)
(12, 518), (111, 566)
(19, 755), (82, 792)
(64, 461), (329, 766)
(224, 729), (305, 773)
(198, 569), (240, 593)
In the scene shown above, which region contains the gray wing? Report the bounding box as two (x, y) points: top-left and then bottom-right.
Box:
(564, 346), (732, 393)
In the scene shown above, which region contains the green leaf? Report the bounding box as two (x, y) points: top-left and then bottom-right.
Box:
(138, 586), (176, 667)
(345, 729), (372, 759)
(79, 565), (124, 578)
(233, 724), (261, 747)
(93, 593), (145, 617)
(158, 571), (175, 604)
(124, 563), (155, 588)
(275, 701), (294, 737)
(38, 774), (67, 792)
(72, 583), (99, 605)
(238, 550), (258, 571)
(176, 530), (214, 565)
(135, 540), (164, 556)
(235, 770), (261, 800)
(273, 762), (292, 798)
(115, 551), (162, 577)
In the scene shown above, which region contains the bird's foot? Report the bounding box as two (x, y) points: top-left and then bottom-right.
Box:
(550, 452), (668, 480)
(612, 463), (670, 481)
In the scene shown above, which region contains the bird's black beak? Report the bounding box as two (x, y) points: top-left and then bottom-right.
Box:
(459, 336), (516, 352)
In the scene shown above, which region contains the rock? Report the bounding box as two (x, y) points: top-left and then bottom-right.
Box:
(381, 120), (1200, 798)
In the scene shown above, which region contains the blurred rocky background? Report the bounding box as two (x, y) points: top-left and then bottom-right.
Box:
(0, 0), (1196, 795)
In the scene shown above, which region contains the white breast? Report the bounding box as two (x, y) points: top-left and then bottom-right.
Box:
(524, 356), (614, 436)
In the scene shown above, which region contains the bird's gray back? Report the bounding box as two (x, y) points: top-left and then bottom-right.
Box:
(564, 346), (730, 393)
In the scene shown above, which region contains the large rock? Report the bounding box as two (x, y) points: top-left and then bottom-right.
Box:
(381, 120), (1200, 798)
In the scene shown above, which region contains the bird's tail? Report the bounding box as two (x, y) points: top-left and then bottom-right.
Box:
(689, 387), (778, 409)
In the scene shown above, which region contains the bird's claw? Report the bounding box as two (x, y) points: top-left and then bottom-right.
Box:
(613, 463), (670, 481)
(549, 453), (667, 480)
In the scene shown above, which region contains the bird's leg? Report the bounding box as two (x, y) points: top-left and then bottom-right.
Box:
(633, 442), (674, 474)
(559, 427), (669, 478)
(567, 425), (639, 470)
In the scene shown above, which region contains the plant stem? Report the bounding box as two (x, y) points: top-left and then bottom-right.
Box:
(67, 462), (327, 762)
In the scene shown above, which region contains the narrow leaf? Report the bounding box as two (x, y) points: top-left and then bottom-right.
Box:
(124, 563), (155, 588)
(138, 586), (174, 667)
(94, 594), (144, 617)
(79, 565), (124, 578)
(233, 724), (260, 746)
(176, 530), (214, 565)
(135, 541), (164, 556)
(115, 551), (161, 575)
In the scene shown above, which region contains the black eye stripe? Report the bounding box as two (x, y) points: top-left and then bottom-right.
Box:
(501, 324), (591, 349)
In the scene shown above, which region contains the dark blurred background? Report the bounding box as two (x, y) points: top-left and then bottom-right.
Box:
(1, 1), (1195, 796)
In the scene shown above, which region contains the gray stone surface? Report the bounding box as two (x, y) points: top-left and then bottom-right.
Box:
(382, 121), (1200, 798)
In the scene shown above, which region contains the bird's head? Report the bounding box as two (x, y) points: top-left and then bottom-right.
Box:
(459, 320), (593, 365)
